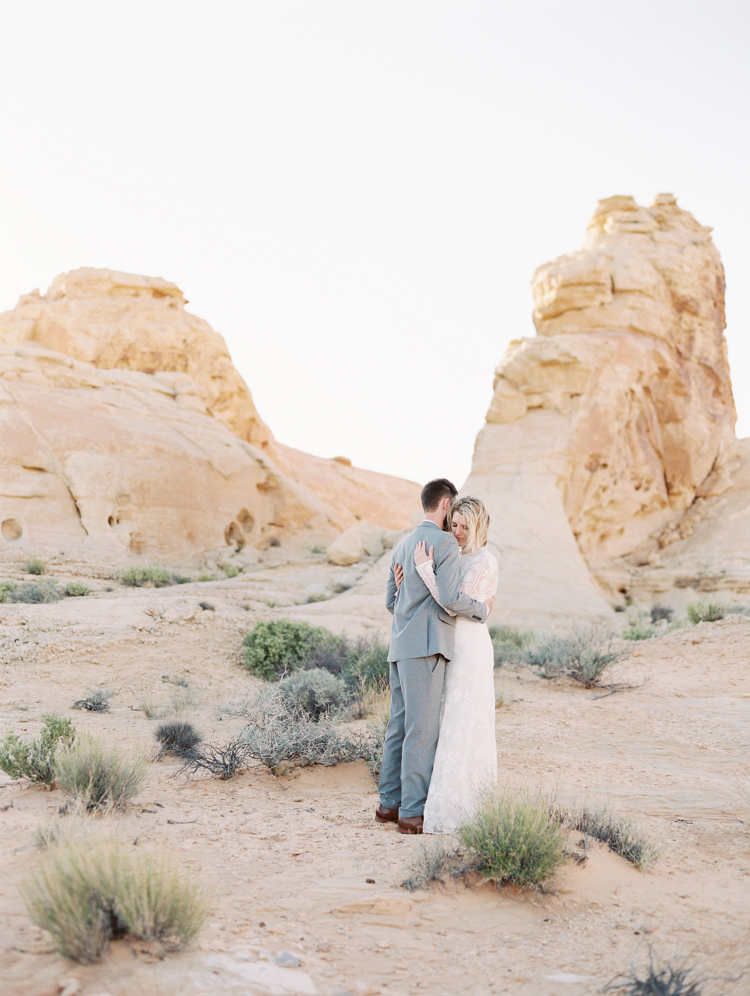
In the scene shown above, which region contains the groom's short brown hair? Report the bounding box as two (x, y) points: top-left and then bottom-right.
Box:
(421, 478), (458, 512)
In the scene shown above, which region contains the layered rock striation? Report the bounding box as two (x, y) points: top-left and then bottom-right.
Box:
(467, 194), (738, 623)
(0, 268), (273, 447)
(0, 270), (420, 560)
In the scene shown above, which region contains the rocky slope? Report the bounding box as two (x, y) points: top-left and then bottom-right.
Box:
(0, 271), (420, 561)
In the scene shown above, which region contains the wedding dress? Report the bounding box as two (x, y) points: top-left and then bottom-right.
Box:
(417, 546), (499, 834)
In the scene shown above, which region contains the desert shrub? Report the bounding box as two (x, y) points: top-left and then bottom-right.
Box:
(361, 701), (390, 782)
(72, 689), (114, 712)
(306, 592), (331, 602)
(64, 580), (91, 597)
(521, 627), (630, 687)
(222, 564), (239, 578)
(566, 804), (660, 870)
(603, 957), (705, 995)
(623, 620), (656, 641)
(154, 720), (202, 757)
(490, 626), (532, 667)
(22, 840), (207, 963)
(25, 557), (46, 575)
(457, 788), (568, 888)
(55, 736), (146, 811)
(650, 605), (673, 623)
(0, 716), (76, 784)
(0, 579), (63, 603)
(401, 840), (467, 892)
(277, 669), (349, 720)
(178, 736), (249, 780)
(687, 600), (725, 624)
(119, 565), (174, 588)
(241, 621), (390, 692)
(241, 619), (340, 680)
(197, 573), (215, 582)
(342, 634), (390, 691)
(240, 695), (375, 775)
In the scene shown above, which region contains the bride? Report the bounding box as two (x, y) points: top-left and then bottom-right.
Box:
(395, 495), (499, 833)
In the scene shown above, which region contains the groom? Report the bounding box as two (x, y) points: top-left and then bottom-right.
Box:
(376, 478), (493, 834)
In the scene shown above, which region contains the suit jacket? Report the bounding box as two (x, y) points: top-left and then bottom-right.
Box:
(385, 520), (488, 663)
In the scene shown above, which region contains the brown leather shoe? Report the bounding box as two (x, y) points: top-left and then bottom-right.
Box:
(397, 815), (424, 834)
(375, 804), (399, 825)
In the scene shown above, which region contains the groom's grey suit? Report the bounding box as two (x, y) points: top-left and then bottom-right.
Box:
(379, 520), (489, 818)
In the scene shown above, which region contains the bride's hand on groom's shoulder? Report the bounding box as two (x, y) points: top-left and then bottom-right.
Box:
(394, 563), (404, 589)
(414, 541), (434, 567)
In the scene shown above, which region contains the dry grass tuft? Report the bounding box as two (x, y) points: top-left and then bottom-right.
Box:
(564, 803), (661, 870)
(55, 736), (147, 811)
(400, 840), (467, 892)
(686, 600), (725, 624)
(22, 839), (208, 962)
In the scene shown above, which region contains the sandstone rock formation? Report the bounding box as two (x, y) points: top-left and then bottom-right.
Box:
(466, 194), (738, 624)
(0, 268), (273, 447)
(0, 270), (421, 560)
(0, 342), (334, 560)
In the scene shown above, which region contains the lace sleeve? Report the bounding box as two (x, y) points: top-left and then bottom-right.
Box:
(416, 561), (455, 616)
(460, 550), (499, 602)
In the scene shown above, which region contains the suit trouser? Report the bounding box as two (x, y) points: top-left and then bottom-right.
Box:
(378, 655), (446, 818)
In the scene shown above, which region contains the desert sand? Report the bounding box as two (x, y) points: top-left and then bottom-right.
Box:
(0, 562), (748, 996)
(2, 193), (749, 994)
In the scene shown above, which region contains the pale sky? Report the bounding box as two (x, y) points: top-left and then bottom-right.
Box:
(1, 1), (748, 488)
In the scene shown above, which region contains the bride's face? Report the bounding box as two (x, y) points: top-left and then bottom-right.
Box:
(451, 512), (470, 549)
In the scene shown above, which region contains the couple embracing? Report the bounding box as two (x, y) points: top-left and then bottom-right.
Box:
(375, 478), (499, 835)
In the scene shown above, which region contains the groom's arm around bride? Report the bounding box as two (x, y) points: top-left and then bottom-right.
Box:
(376, 478), (491, 835)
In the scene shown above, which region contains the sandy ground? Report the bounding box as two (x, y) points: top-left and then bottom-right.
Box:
(0, 566), (749, 996)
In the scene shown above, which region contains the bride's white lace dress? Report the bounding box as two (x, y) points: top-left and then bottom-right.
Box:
(417, 547), (499, 834)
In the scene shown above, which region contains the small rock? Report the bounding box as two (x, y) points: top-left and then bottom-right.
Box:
(317, 941), (332, 952)
(345, 983), (381, 996)
(58, 979), (81, 996)
(377, 940), (391, 949)
(266, 924), (286, 935)
(277, 951), (301, 968)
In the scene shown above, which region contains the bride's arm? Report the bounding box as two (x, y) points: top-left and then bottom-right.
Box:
(414, 542), (455, 615)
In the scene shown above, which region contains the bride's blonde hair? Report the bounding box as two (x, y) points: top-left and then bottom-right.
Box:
(444, 495), (490, 552)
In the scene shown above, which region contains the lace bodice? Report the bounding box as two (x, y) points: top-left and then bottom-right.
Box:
(416, 547), (498, 614)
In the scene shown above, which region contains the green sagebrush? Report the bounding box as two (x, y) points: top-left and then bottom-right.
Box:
(0, 716), (75, 784)
(457, 788), (568, 887)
